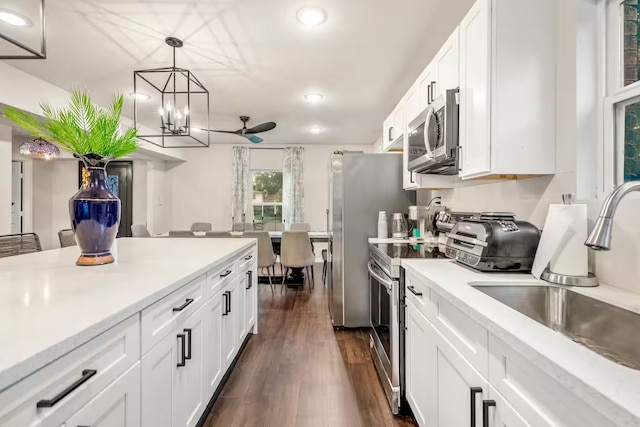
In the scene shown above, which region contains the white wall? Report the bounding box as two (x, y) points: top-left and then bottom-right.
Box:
(168, 144), (373, 232)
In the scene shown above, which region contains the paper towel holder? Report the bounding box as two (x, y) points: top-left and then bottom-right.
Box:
(541, 268), (599, 287)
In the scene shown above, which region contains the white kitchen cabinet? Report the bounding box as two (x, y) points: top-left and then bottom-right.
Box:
(221, 279), (238, 369)
(65, 363), (141, 427)
(382, 103), (405, 152)
(487, 385), (530, 427)
(430, 321), (488, 427)
(405, 300), (433, 427)
(416, 64), (437, 118)
(434, 28), (459, 99)
(141, 327), (175, 427)
(235, 269), (247, 345)
(173, 306), (206, 427)
(404, 85), (420, 129)
(244, 267), (257, 332)
(204, 292), (224, 397)
(140, 305), (207, 427)
(458, 0), (556, 179)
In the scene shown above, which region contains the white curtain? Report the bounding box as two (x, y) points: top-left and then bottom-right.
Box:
(282, 147), (305, 229)
(231, 146), (252, 225)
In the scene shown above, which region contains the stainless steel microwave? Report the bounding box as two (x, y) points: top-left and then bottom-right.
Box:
(407, 88), (459, 175)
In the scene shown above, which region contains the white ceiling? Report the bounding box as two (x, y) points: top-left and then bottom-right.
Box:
(4, 0), (474, 146)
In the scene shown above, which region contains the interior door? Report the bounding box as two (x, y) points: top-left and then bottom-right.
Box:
(78, 161), (133, 237)
(11, 161), (22, 234)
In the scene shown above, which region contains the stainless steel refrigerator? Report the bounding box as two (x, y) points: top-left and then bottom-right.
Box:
(327, 151), (414, 327)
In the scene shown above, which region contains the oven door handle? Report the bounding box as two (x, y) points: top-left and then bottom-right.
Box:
(368, 261), (394, 292)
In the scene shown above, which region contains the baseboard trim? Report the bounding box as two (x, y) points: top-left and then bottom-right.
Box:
(195, 332), (253, 427)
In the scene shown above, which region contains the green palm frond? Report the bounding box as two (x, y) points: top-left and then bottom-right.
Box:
(3, 89), (138, 159)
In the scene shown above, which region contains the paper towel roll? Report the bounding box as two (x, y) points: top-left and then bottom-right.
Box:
(532, 204), (588, 278)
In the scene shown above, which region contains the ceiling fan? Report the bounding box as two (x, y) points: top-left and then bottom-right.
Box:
(204, 116), (276, 144)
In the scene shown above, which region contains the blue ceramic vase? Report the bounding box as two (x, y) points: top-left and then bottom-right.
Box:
(69, 164), (120, 266)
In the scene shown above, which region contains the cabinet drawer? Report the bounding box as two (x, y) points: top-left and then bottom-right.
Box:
(488, 334), (615, 427)
(238, 247), (256, 272)
(0, 315), (140, 427)
(206, 259), (237, 300)
(405, 272), (430, 317)
(431, 290), (488, 377)
(141, 275), (205, 355)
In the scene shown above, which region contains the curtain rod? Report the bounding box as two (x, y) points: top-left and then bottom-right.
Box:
(249, 147), (285, 150)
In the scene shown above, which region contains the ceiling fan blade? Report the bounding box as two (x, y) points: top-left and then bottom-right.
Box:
(203, 128), (242, 134)
(245, 134), (264, 144)
(245, 122), (276, 134)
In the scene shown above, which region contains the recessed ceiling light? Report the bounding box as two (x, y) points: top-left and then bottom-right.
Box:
(0, 10), (30, 27)
(309, 126), (323, 134)
(296, 7), (327, 26)
(129, 92), (150, 100)
(304, 93), (323, 103)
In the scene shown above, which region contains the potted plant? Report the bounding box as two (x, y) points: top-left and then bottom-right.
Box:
(4, 90), (138, 266)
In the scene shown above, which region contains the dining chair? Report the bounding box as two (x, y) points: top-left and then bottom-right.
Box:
(205, 231), (233, 238)
(290, 223), (311, 231)
(0, 233), (42, 258)
(322, 249), (328, 286)
(280, 231), (315, 292)
(168, 230), (196, 237)
(131, 224), (151, 237)
(244, 231), (277, 293)
(190, 222), (212, 232)
(232, 222), (253, 232)
(58, 229), (77, 248)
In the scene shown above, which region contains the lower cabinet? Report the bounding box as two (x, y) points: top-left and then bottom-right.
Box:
(405, 300), (432, 427)
(65, 363), (141, 427)
(204, 291), (224, 397)
(244, 268), (257, 335)
(141, 305), (207, 427)
(405, 277), (619, 427)
(221, 279), (238, 368)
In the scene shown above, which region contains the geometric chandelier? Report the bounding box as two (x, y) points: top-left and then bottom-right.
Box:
(133, 37), (210, 148)
(0, 0), (46, 59)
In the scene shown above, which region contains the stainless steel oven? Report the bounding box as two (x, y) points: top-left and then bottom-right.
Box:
(368, 255), (401, 414)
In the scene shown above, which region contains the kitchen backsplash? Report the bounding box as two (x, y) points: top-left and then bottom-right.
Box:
(417, 175), (640, 295)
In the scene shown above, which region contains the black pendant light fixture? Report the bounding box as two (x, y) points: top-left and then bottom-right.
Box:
(0, 0), (46, 59)
(133, 36), (210, 148)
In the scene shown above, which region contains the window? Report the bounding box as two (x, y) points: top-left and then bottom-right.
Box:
(605, 0), (640, 186)
(252, 170), (283, 229)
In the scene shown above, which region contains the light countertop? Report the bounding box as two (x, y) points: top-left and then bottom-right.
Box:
(401, 259), (640, 426)
(0, 238), (255, 392)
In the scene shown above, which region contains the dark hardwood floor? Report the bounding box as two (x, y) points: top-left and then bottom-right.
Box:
(202, 265), (418, 427)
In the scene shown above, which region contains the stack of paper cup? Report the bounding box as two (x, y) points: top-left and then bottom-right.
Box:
(377, 211), (388, 239)
(532, 203), (588, 278)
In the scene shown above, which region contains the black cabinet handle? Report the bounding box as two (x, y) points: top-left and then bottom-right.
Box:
(172, 298), (194, 312)
(220, 270), (232, 278)
(222, 292), (229, 316)
(228, 290), (232, 313)
(482, 400), (496, 427)
(470, 387), (483, 427)
(37, 369), (97, 408)
(244, 255), (253, 261)
(427, 82), (432, 105)
(177, 334), (186, 367)
(184, 328), (192, 360)
(429, 81), (437, 103)
(407, 286), (423, 297)
(388, 126), (394, 142)
(246, 271), (252, 289)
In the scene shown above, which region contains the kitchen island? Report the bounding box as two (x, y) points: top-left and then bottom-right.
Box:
(0, 238), (258, 427)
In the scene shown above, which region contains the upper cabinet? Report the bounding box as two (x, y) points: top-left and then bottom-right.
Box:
(382, 102), (405, 152)
(458, 0), (556, 179)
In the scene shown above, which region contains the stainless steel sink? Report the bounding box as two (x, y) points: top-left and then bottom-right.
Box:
(471, 284), (640, 370)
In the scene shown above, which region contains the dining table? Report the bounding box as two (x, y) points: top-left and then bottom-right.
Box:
(157, 230), (330, 287)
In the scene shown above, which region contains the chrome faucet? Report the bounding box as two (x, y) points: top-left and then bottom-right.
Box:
(585, 181), (640, 251)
